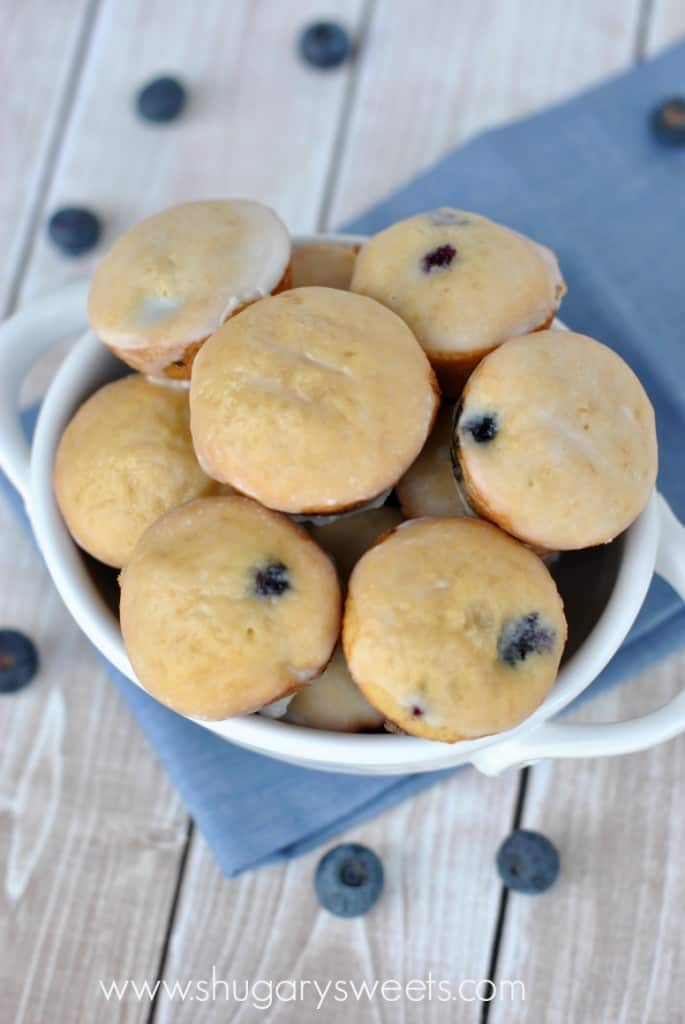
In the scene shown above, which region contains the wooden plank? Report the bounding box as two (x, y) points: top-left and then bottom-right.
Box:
(0, 0), (94, 315)
(326, 0), (643, 226)
(0, 6), (189, 1022)
(488, 657), (685, 1024)
(19, 0), (369, 400)
(0, 497), (189, 1024)
(155, 770), (519, 1024)
(478, 6), (685, 1018)
(1, 1), (369, 1020)
(646, 0), (685, 52)
(18, 0), (369, 308)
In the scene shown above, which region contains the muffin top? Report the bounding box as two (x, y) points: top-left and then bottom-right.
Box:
(455, 331), (658, 549)
(190, 286), (440, 514)
(88, 199), (291, 374)
(350, 209), (565, 362)
(119, 496), (341, 720)
(54, 374), (216, 567)
(343, 517), (567, 742)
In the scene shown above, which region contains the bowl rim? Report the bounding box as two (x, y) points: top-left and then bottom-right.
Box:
(27, 232), (660, 770)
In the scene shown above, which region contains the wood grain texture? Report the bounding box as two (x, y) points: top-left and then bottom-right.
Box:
(18, 0), (368, 308)
(2, 2), (368, 1021)
(0, 5), (191, 1021)
(326, 0), (643, 226)
(18, 0), (368, 402)
(0, 0), (95, 315)
(0, 497), (189, 1024)
(489, 656), (685, 1024)
(156, 770), (519, 1024)
(646, 0), (685, 52)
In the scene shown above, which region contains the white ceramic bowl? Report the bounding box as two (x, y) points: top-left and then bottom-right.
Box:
(1, 233), (685, 776)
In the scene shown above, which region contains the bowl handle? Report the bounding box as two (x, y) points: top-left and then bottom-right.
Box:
(0, 282), (89, 501)
(472, 493), (685, 775)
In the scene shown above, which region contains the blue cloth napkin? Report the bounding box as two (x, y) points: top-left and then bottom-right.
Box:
(3, 40), (685, 876)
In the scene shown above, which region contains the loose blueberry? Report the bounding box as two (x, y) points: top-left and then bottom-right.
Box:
(421, 243), (457, 273)
(315, 843), (384, 917)
(498, 612), (555, 667)
(47, 207), (101, 256)
(136, 76), (187, 123)
(0, 631), (39, 694)
(298, 21), (351, 70)
(461, 412), (498, 444)
(254, 561), (291, 598)
(651, 97), (685, 145)
(497, 829), (559, 893)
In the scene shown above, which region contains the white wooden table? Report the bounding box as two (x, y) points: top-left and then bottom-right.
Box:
(1, 2), (684, 1021)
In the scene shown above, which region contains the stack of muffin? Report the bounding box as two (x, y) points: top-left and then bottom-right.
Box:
(54, 200), (657, 743)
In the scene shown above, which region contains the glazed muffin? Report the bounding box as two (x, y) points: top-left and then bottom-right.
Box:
(350, 209), (566, 395)
(285, 646), (384, 732)
(397, 405), (473, 518)
(54, 374), (216, 567)
(88, 199), (291, 379)
(454, 331), (658, 550)
(119, 496), (342, 719)
(343, 517), (567, 742)
(291, 241), (358, 290)
(190, 286), (440, 514)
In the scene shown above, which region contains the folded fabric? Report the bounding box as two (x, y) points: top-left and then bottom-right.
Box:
(3, 39), (685, 876)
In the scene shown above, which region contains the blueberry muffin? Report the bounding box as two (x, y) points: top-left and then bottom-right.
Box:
(119, 496), (342, 719)
(397, 407), (556, 562)
(54, 375), (217, 567)
(291, 241), (358, 290)
(285, 646), (384, 732)
(88, 200), (291, 379)
(190, 286), (440, 514)
(350, 209), (566, 396)
(454, 331), (658, 550)
(343, 517), (567, 742)
(397, 405), (473, 518)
